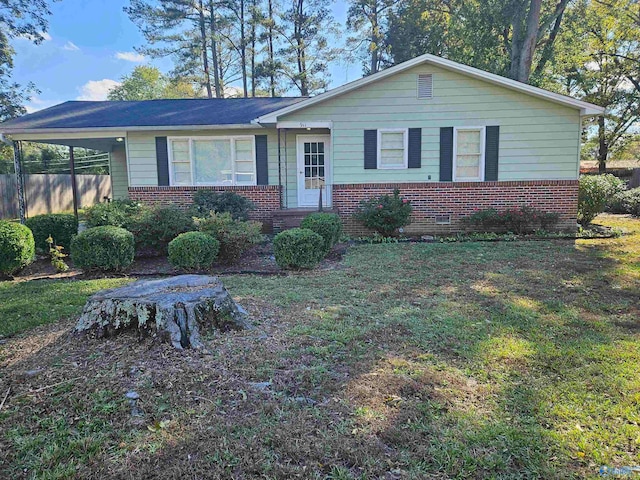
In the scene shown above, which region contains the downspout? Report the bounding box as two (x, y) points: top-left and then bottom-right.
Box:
(277, 128), (283, 209)
(284, 129), (288, 209)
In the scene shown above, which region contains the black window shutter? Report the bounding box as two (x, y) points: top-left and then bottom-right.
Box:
(439, 127), (454, 181)
(255, 135), (268, 185)
(408, 128), (422, 168)
(484, 126), (499, 181)
(155, 137), (170, 186)
(364, 130), (377, 169)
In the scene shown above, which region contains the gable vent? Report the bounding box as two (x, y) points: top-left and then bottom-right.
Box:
(417, 74), (433, 99)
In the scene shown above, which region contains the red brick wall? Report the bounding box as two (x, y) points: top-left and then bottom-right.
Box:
(128, 181), (579, 236)
(128, 186), (281, 230)
(332, 180), (579, 235)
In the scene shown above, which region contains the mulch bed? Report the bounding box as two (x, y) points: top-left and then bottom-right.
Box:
(12, 240), (351, 282)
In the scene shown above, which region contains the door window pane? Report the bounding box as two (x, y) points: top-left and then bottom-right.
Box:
(303, 141), (326, 190)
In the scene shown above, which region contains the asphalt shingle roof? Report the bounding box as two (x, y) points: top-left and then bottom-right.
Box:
(0, 98), (307, 132)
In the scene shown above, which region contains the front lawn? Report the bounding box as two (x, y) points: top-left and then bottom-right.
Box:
(1, 214), (639, 479)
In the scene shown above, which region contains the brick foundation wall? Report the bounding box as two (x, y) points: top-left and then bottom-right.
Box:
(128, 186), (281, 230)
(332, 180), (579, 236)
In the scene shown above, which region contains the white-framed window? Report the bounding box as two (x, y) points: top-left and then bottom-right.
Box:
(453, 127), (485, 181)
(168, 136), (256, 186)
(377, 128), (408, 169)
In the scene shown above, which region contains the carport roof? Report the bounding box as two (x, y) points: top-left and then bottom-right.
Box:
(0, 97), (306, 134)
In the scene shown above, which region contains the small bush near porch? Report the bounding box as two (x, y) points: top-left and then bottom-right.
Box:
(1, 214), (639, 478)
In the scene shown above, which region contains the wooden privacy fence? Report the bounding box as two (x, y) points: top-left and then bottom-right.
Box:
(0, 174), (112, 219)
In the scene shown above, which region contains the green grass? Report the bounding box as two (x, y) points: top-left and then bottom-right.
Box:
(1, 214), (639, 479)
(0, 278), (132, 337)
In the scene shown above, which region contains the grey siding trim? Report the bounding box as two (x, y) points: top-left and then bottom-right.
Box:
(155, 136), (169, 186)
(439, 127), (453, 181)
(364, 130), (377, 169)
(408, 128), (422, 168)
(255, 135), (269, 185)
(484, 126), (499, 181)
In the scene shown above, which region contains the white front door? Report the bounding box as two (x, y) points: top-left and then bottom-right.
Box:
(297, 135), (331, 207)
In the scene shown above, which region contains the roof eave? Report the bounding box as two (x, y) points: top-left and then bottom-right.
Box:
(0, 123), (264, 136)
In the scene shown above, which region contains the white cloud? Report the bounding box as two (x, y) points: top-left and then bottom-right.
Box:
(63, 41), (80, 51)
(76, 79), (121, 101)
(115, 51), (145, 62)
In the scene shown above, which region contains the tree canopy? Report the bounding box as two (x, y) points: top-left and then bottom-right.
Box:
(107, 65), (200, 100)
(0, 0), (54, 122)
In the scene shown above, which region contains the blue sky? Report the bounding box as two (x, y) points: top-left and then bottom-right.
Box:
(11, 0), (358, 113)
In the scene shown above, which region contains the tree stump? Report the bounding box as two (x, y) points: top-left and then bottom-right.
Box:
(75, 275), (250, 350)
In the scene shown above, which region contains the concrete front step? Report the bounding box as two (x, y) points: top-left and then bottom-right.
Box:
(272, 208), (339, 233)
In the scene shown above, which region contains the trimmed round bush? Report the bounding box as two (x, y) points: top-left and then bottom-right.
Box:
(0, 221), (35, 276)
(578, 174), (625, 225)
(273, 228), (325, 270)
(300, 212), (342, 254)
(70, 226), (135, 272)
(25, 213), (78, 252)
(168, 232), (220, 271)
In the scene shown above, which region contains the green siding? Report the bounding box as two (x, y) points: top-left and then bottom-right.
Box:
(110, 145), (129, 199)
(125, 128), (306, 207)
(281, 64), (581, 182)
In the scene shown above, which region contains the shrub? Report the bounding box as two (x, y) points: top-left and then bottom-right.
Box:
(192, 190), (256, 220)
(463, 205), (561, 234)
(354, 189), (412, 236)
(0, 221), (35, 276)
(578, 174), (625, 225)
(273, 228), (325, 269)
(126, 204), (195, 255)
(70, 226), (134, 271)
(196, 212), (263, 264)
(168, 232), (220, 271)
(25, 213), (78, 252)
(300, 212), (342, 254)
(46, 235), (69, 273)
(608, 188), (640, 217)
(84, 200), (147, 228)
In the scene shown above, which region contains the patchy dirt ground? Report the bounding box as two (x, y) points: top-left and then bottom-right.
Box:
(1, 215), (639, 479)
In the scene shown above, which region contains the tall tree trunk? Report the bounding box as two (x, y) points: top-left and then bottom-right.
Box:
(240, 0), (248, 97)
(268, 0), (276, 97)
(598, 115), (608, 173)
(250, 0), (256, 97)
(532, 8), (564, 79)
(217, 36), (225, 96)
(370, 6), (379, 74)
(208, 1), (222, 98)
(198, 0), (213, 98)
(509, 0), (543, 83)
(295, 0), (308, 96)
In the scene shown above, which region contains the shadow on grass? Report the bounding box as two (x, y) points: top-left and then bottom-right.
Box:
(1, 220), (639, 478)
